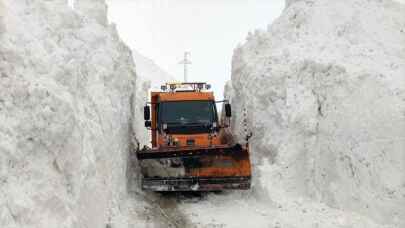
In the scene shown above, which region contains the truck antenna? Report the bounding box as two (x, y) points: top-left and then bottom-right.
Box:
(179, 52), (192, 82)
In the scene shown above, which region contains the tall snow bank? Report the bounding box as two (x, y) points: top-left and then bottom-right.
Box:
(131, 50), (174, 146)
(0, 1), (137, 227)
(131, 50), (174, 91)
(228, 0), (405, 226)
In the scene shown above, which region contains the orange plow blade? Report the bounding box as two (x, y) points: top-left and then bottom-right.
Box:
(136, 144), (251, 191)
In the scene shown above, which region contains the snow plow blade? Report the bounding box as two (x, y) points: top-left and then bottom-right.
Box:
(137, 144), (246, 160)
(136, 144), (251, 191)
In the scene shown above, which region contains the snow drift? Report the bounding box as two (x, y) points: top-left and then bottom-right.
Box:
(0, 1), (137, 227)
(227, 0), (405, 226)
(131, 49), (173, 146)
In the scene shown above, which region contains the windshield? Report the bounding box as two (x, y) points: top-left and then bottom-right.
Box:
(158, 100), (217, 127)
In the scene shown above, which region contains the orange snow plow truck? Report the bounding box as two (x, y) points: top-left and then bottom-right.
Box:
(136, 82), (251, 191)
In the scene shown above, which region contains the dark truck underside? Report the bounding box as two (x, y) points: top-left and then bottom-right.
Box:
(142, 176), (251, 191)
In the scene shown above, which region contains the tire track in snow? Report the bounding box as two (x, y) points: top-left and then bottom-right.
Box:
(155, 193), (192, 228)
(127, 149), (194, 227)
(129, 190), (195, 228)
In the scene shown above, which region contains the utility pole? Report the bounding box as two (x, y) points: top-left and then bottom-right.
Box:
(179, 52), (192, 82)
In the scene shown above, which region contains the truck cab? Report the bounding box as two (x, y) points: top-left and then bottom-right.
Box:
(138, 82), (251, 191)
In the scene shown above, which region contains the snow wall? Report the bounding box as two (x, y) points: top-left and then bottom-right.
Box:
(1, 0), (404, 227)
(227, 0), (405, 226)
(131, 49), (174, 146)
(0, 0), (139, 227)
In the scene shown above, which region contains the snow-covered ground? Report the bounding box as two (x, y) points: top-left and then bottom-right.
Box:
(1, 0), (404, 228)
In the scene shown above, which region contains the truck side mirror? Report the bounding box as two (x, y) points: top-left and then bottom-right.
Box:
(144, 120), (151, 128)
(225, 103), (232, 117)
(144, 106), (150, 120)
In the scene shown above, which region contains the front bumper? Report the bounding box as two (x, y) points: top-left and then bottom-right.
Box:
(142, 176), (251, 191)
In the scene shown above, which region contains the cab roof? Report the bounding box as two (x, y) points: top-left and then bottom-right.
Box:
(152, 82), (215, 102)
(153, 91), (215, 102)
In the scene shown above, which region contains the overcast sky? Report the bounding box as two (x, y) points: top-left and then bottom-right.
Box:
(106, 0), (284, 97)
